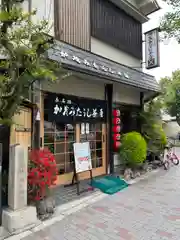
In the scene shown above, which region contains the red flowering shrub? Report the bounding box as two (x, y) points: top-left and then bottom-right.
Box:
(28, 148), (58, 201)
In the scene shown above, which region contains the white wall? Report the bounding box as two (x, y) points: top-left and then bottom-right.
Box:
(31, 0), (54, 36)
(41, 76), (105, 100)
(113, 83), (140, 105)
(91, 37), (141, 68)
(163, 121), (180, 139)
(42, 75), (140, 105)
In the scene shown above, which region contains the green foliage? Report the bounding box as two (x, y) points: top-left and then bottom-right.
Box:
(158, 70), (180, 124)
(141, 102), (167, 155)
(160, 0), (180, 42)
(119, 131), (147, 168)
(0, 0), (61, 123)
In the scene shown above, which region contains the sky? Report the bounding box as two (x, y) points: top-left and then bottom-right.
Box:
(142, 0), (180, 81)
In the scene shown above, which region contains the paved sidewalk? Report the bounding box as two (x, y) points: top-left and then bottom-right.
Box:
(19, 166), (180, 240)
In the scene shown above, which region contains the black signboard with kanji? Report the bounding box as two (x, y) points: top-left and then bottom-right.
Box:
(45, 92), (107, 124)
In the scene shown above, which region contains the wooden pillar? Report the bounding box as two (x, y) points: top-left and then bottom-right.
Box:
(32, 81), (41, 149)
(140, 92), (144, 111)
(105, 84), (114, 174)
(139, 92), (144, 133)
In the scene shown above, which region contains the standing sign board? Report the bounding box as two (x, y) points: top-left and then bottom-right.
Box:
(145, 28), (160, 70)
(73, 142), (92, 173)
(64, 142), (93, 195)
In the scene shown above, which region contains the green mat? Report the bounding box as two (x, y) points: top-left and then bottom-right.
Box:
(91, 175), (129, 195)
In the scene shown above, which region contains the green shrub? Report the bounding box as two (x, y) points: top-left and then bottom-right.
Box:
(119, 131), (147, 168)
(144, 124), (167, 154)
(140, 106), (167, 155)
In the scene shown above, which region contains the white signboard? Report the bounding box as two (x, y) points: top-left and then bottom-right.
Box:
(86, 123), (89, 134)
(73, 142), (92, 173)
(145, 28), (160, 69)
(81, 123), (85, 135)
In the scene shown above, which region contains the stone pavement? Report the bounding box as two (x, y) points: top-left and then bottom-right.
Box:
(20, 165), (180, 240)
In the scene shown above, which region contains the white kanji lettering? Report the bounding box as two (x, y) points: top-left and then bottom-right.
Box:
(62, 98), (66, 103)
(83, 108), (86, 117)
(62, 105), (69, 116)
(100, 109), (104, 118)
(76, 107), (82, 116)
(92, 109), (98, 118)
(54, 105), (62, 115)
(67, 100), (72, 104)
(87, 108), (92, 118)
(69, 106), (76, 116)
(55, 97), (59, 103)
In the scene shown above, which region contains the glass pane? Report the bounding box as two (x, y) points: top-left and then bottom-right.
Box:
(44, 121), (75, 174)
(80, 123), (103, 168)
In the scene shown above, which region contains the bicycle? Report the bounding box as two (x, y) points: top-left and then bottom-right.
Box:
(162, 144), (179, 170)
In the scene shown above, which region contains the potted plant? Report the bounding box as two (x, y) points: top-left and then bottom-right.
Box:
(28, 148), (58, 220)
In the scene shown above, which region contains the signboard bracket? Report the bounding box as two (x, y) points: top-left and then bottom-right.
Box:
(64, 161), (93, 195)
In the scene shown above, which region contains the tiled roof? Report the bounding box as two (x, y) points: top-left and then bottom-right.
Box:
(47, 40), (160, 92)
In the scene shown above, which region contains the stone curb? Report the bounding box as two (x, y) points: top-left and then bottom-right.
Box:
(126, 168), (161, 185)
(3, 168), (161, 240)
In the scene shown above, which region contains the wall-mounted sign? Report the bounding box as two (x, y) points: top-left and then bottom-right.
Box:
(145, 28), (160, 70)
(112, 109), (121, 151)
(46, 92), (107, 124)
(73, 142), (92, 173)
(81, 123), (85, 135)
(15, 126), (31, 132)
(86, 123), (89, 134)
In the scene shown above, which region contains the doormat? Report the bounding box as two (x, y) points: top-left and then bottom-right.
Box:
(90, 175), (129, 195)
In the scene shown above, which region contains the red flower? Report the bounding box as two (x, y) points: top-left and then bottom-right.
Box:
(28, 148), (58, 202)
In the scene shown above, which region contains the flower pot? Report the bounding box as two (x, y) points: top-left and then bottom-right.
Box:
(36, 197), (55, 220)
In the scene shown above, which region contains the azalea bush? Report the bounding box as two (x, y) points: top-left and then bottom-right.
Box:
(28, 148), (58, 202)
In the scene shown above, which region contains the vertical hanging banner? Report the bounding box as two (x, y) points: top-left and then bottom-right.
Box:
(112, 109), (121, 151)
(145, 28), (160, 70)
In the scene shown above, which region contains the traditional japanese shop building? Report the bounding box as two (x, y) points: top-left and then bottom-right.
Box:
(10, 0), (160, 185)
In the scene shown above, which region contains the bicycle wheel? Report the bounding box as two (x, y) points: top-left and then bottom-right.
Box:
(172, 157), (179, 165)
(164, 161), (170, 170)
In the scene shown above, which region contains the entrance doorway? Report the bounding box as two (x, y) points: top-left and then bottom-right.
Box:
(79, 123), (106, 176)
(44, 122), (106, 185)
(43, 92), (107, 185)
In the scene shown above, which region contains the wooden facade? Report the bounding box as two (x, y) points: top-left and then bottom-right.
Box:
(54, 0), (90, 50)
(54, 0), (142, 59)
(90, 0), (142, 59)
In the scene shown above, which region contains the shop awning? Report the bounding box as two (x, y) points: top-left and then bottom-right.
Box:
(47, 40), (160, 93)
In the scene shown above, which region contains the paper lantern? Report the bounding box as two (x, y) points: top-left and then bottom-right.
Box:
(113, 133), (121, 141)
(114, 141), (121, 150)
(112, 125), (121, 133)
(113, 109), (120, 117)
(113, 117), (121, 125)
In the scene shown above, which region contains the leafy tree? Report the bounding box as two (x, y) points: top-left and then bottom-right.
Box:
(0, 0), (59, 124)
(158, 70), (180, 124)
(141, 101), (167, 156)
(160, 0), (180, 42)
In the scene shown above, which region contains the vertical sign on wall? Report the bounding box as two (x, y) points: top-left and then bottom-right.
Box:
(112, 109), (121, 151)
(144, 28), (160, 70)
